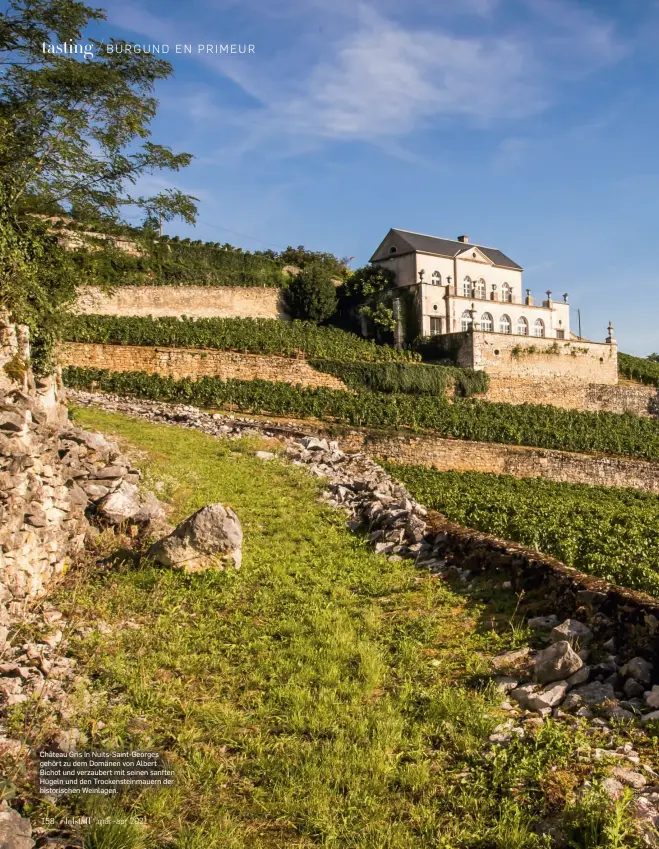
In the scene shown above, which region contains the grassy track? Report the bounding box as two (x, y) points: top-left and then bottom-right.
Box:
(32, 408), (645, 849)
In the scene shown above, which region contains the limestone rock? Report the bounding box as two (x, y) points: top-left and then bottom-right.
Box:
(601, 777), (624, 800)
(620, 657), (653, 685)
(549, 619), (593, 647)
(623, 678), (645, 700)
(147, 504), (243, 572)
(96, 481), (140, 524)
(534, 640), (584, 684)
(570, 681), (616, 707)
(645, 686), (659, 709)
(612, 766), (647, 789)
(509, 683), (540, 709)
(131, 492), (168, 527)
(566, 666), (590, 688)
(527, 615), (558, 631)
(527, 681), (569, 712)
(0, 802), (33, 849)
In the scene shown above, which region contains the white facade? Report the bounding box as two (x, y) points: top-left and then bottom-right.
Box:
(370, 230), (571, 341)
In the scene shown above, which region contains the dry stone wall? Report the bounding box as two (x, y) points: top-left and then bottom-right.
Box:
(75, 285), (285, 319)
(59, 342), (349, 390)
(338, 428), (659, 495)
(0, 315), (163, 604)
(484, 377), (658, 417)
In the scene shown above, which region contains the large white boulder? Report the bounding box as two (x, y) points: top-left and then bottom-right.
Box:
(147, 504), (243, 573)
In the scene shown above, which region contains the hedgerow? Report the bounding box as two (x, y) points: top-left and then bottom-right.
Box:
(61, 315), (420, 363)
(382, 465), (659, 597)
(619, 352), (659, 387)
(308, 359), (489, 397)
(62, 366), (659, 461)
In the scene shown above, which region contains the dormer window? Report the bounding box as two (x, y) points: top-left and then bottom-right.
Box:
(431, 271), (441, 285)
(388, 246), (397, 254)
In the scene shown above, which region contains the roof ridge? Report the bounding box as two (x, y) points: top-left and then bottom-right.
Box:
(392, 228), (500, 251)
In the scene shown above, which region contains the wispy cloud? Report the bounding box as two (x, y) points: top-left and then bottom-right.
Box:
(107, 0), (631, 156)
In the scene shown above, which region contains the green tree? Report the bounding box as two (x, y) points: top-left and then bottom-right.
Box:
(649, 353), (659, 363)
(284, 265), (337, 324)
(340, 265), (398, 334)
(0, 187), (76, 372)
(0, 0), (198, 367)
(0, 0), (197, 222)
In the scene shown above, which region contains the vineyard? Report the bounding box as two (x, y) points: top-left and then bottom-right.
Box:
(381, 464), (659, 597)
(62, 366), (659, 461)
(62, 315), (420, 363)
(67, 233), (349, 288)
(618, 352), (659, 387)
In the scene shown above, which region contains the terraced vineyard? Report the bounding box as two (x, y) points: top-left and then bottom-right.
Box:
(381, 464), (659, 598)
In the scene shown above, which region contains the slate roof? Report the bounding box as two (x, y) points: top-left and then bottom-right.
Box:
(370, 229), (522, 270)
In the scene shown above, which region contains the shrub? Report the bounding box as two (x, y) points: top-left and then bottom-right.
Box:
(62, 367), (659, 462)
(283, 265), (338, 323)
(61, 315), (420, 362)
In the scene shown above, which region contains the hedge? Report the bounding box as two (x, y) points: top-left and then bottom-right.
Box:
(619, 352), (659, 387)
(308, 359), (489, 397)
(63, 367), (659, 461)
(61, 315), (421, 363)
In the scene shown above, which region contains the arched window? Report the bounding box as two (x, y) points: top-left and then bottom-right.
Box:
(431, 271), (441, 285)
(462, 276), (472, 297)
(499, 314), (511, 334)
(480, 312), (493, 332)
(516, 317), (529, 335)
(476, 278), (486, 299)
(534, 318), (545, 338)
(388, 246), (397, 254)
(461, 310), (473, 332)
(502, 283), (512, 303)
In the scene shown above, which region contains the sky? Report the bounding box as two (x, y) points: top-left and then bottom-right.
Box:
(84, 0), (659, 355)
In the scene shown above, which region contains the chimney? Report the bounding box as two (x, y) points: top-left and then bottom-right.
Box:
(457, 235), (469, 243)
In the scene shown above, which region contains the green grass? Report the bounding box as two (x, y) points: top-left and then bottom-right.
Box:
(381, 465), (659, 598)
(25, 408), (646, 849)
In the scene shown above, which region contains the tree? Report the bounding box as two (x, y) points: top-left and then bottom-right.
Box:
(649, 353), (659, 363)
(0, 0), (197, 223)
(340, 265), (397, 334)
(0, 186), (76, 372)
(284, 265), (337, 324)
(0, 0), (198, 367)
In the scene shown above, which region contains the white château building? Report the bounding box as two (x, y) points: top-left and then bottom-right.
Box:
(370, 229), (571, 340)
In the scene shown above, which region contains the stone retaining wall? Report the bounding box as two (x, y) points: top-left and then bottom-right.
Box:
(331, 428), (659, 494)
(74, 285), (285, 319)
(484, 377), (658, 417)
(427, 513), (659, 661)
(58, 342), (349, 391)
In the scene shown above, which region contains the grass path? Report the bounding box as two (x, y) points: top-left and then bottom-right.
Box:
(40, 408), (642, 849)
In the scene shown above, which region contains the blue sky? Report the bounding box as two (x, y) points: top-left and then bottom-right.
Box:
(88, 0), (659, 355)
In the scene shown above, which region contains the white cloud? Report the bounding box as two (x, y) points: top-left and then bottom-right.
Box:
(106, 0), (630, 155)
